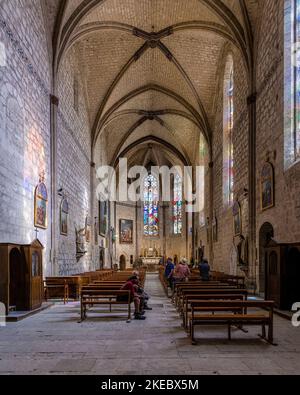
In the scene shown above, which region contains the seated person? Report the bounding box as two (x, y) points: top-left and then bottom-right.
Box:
(132, 271), (152, 311)
(169, 258), (191, 295)
(118, 276), (146, 320)
(174, 258), (191, 281)
(198, 258), (211, 281)
(164, 258), (175, 289)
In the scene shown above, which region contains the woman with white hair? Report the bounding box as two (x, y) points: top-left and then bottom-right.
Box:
(173, 258), (191, 282)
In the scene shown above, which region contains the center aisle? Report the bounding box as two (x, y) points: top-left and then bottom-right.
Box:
(0, 273), (298, 375)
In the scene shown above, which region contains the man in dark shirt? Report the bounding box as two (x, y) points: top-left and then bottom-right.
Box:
(199, 259), (211, 281)
(164, 258), (175, 289)
(120, 276), (146, 320)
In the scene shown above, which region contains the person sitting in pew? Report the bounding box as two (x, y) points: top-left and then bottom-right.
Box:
(132, 270), (152, 311)
(119, 276), (146, 320)
(169, 258), (191, 295)
(198, 258), (211, 281)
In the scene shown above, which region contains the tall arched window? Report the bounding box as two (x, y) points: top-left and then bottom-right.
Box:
(173, 173), (183, 235)
(143, 174), (159, 236)
(223, 56), (234, 206)
(284, 0), (300, 168)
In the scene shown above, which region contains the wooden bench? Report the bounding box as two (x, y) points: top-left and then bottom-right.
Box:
(182, 292), (248, 329)
(175, 285), (238, 309)
(80, 288), (132, 322)
(44, 278), (69, 304)
(177, 287), (245, 317)
(189, 300), (275, 345)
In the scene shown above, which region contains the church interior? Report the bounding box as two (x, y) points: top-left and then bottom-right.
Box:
(1, 0), (300, 376)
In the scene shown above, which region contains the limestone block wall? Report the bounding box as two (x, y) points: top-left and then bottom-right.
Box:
(255, 0), (300, 287)
(56, 46), (92, 275)
(210, 45), (249, 274)
(0, 0), (52, 275)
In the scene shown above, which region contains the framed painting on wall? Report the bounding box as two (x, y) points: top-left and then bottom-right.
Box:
(119, 219), (133, 244)
(233, 201), (242, 236)
(261, 162), (274, 211)
(34, 179), (48, 229)
(99, 201), (108, 237)
(60, 198), (69, 236)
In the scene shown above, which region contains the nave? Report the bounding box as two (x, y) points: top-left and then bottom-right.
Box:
(0, 274), (300, 376)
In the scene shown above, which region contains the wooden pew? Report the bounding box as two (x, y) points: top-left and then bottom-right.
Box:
(189, 300), (275, 345)
(174, 284), (238, 309)
(44, 276), (89, 301)
(80, 288), (132, 322)
(44, 278), (69, 304)
(182, 291), (248, 329)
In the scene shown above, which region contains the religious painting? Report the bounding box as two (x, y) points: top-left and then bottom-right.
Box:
(60, 198), (69, 236)
(120, 219), (133, 244)
(212, 215), (218, 243)
(261, 162), (274, 211)
(233, 201), (242, 236)
(34, 179), (48, 229)
(85, 216), (91, 243)
(99, 200), (108, 237)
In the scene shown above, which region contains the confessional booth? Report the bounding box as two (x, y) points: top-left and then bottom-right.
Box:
(0, 240), (44, 314)
(265, 239), (300, 310)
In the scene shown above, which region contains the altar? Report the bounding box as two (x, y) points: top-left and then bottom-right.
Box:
(141, 257), (162, 272)
(140, 246), (162, 272)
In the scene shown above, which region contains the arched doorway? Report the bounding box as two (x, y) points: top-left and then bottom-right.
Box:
(119, 255), (126, 271)
(285, 248), (300, 310)
(9, 248), (26, 311)
(259, 223), (274, 296)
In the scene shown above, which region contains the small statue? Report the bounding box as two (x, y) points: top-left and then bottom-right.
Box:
(236, 235), (248, 267)
(75, 225), (87, 256)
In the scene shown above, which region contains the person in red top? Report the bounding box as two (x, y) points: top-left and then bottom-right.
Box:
(120, 276), (146, 320)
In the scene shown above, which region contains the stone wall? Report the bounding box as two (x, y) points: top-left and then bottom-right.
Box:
(209, 44), (249, 275)
(0, 0), (52, 275)
(56, 45), (92, 275)
(255, 0), (300, 289)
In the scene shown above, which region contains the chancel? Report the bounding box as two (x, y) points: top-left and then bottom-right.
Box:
(0, 0), (300, 376)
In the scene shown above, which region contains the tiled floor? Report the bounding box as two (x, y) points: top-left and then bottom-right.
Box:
(0, 273), (300, 375)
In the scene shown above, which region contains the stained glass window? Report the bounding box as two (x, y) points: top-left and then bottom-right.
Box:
(285, 0), (300, 168)
(173, 174), (183, 235)
(199, 134), (207, 226)
(143, 174), (159, 236)
(223, 56), (234, 206)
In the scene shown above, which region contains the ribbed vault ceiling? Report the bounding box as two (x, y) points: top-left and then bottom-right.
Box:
(47, 0), (261, 167)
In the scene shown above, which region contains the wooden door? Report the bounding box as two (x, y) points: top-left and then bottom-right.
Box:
(266, 250), (280, 307)
(31, 250), (43, 310)
(9, 248), (27, 310)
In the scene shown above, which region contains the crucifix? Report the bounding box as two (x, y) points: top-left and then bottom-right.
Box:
(34, 227), (39, 240)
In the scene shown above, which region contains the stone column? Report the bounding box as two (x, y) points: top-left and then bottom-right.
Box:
(135, 202), (139, 259)
(208, 161), (214, 267)
(163, 203), (167, 258)
(90, 161), (95, 271)
(247, 93), (257, 284)
(50, 95), (59, 276)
